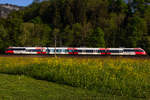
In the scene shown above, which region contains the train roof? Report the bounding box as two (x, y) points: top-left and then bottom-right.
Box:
(7, 47), (144, 50)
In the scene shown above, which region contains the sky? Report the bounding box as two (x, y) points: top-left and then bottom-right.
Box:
(0, 0), (34, 6)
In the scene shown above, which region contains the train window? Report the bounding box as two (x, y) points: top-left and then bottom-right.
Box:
(124, 49), (135, 52)
(26, 49), (41, 52)
(46, 49), (50, 52)
(78, 50), (83, 53)
(68, 50), (73, 52)
(119, 50), (123, 53)
(74, 50), (78, 52)
(56, 49), (62, 52)
(62, 49), (66, 52)
(107, 50), (123, 53)
(7, 48), (25, 51)
(56, 49), (58, 52)
(86, 50), (93, 53)
(50, 49), (55, 52)
(98, 50), (105, 53)
(65, 50), (69, 52)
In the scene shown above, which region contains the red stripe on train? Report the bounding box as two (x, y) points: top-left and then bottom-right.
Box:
(101, 51), (105, 54)
(42, 52), (46, 54)
(37, 52), (41, 54)
(135, 52), (145, 55)
(5, 50), (14, 54)
(107, 52), (111, 55)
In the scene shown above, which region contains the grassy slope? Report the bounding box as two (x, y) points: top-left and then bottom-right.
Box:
(0, 74), (119, 100)
(0, 57), (149, 100)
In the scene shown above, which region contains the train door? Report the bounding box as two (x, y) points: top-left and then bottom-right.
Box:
(45, 47), (50, 54)
(99, 48), (105, 55)
(106, 48), (111, 55)
(73, 48), (78, 55)
(41, 48), (47, 54)
(123, 49), (135, 55)
(67, 48), (74, 54)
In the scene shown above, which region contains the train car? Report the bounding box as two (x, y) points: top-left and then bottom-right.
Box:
(105, 48), (147, 55)
(5, 47), (44, 54)
(25, 47), (43, 54)
(74, 48), (105, 55)
(106, 48), (124, 55)
(123, 48), (147, 55)
(5, 47), (147, 56)
(5, 47), (26, 54)
(5, 47), (74, 55)
(46, 47), (72, 55)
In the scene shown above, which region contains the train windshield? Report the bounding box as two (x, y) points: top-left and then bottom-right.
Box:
(123, 49), (135, 52)
(134, 49), (144, 52)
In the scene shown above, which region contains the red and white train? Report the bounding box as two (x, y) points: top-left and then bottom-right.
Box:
(5, 47), (147, 55)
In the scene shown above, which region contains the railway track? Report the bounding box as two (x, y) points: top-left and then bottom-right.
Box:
(0, 54), (149, 59)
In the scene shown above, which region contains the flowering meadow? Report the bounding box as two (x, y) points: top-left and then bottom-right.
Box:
(0, 57), (150, 98)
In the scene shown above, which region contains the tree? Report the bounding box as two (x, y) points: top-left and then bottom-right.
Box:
(61, 0), (74, 26)
(19, 23), (52, 46)
(144, 6), (150, 35)
(141, 36), (150, 55)
(87, 0), (109, 27)
(52, 28), (60, 47)
(104, 13), (121, 47)
(72, 23), (82, 46)
(6, 17), (23, 46)
(50, 1), (61, 28)
(89, 27), (105, 47)
(108, 0), (127, 14)
(33, 0), (41, 3)
(62, 25), (74, 46)
(30, 16), (43, 24)
(132, 0), (148, 15)
(125, 16), (147, 47)
(72, 0), (87, 24)
(0, 24), (8, 53)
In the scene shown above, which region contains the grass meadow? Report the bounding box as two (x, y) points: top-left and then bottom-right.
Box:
(0, 56), (150, 99)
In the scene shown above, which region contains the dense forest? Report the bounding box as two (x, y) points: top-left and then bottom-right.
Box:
(0, 0), (150, 54)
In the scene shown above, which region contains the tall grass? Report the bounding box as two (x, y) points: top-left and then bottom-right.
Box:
(0, 57), (150, 98)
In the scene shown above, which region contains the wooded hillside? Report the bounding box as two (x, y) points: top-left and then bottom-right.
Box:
(0, 0), (150, 54)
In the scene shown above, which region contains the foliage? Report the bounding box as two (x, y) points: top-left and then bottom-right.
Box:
(0, 24), (8, 52)
(0, 0), (150, 54)
(89, 27), (105, 47)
